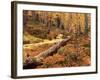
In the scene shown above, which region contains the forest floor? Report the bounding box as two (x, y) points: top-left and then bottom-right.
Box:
(23, 21), (91, 69)
(23, 34), (91, 68)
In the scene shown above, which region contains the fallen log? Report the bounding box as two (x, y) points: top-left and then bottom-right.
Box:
(23, 61), (43, 69)
(23, 36), (71, 69)
(35, 36), (71, 59)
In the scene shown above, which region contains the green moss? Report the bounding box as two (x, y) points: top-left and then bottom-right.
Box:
(23, 33), (43, 44)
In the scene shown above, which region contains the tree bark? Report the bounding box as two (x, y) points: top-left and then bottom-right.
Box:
(84, 14), (88, 34)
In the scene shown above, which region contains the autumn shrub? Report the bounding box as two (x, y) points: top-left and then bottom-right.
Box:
(68, 53), (78, 61)
(83, 48), (91, 57)
(53, 54), (65, 63)
(63, 52), (81, 66)
(63, 56), (72, 67)
(57, 47), (65, 54)
(83, 44), (90, 48)
(42, 54), (65, 68)
(43, 56), (55, 67)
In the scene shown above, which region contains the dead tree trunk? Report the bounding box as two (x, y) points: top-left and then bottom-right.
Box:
(23, 36), (71, 69)
(35, 36), (71, 58)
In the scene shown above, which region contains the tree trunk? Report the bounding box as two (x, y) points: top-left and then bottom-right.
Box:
(35, 36), (71, 59)
(84, 14), (88, 34)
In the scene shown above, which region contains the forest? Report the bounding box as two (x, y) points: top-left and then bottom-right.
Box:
(23, 10), (91, 69)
